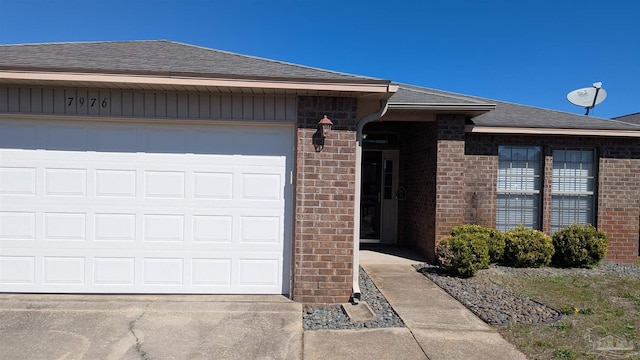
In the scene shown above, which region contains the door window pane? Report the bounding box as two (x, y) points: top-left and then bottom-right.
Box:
(360, 151), (382, 239)
(383, 159), (393, 199)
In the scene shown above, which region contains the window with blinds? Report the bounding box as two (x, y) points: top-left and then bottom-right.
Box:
(551, 148), (596, 233)
(496, 146), (542, 231)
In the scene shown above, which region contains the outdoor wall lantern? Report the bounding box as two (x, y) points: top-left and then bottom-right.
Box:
(318, 115), (333, 138)
(313, 115), (333, 152)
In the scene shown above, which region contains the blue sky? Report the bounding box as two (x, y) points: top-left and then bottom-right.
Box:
(1, 0), (638, 119)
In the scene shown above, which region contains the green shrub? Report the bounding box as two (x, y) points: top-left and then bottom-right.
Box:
(552, 223), (608, 267)
(503, 225), (554, 268)
(450, 224), (506, 263)
(436, 233), (490, 277)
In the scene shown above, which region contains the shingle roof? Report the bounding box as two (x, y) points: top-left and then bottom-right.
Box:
(1, 40), (639, 132)
(389, 84), (488, 104)
(471, 100), (640, 130)
(612, 112), (640, 125)
(0, 40), (379, 82)
(390, 84), (640, 131)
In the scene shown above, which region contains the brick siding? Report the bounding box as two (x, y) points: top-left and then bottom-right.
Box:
(399, 122), (437, 260)
(396, 116), (468, 263)
(292, 104), (640, 304)
(465, 134), (640, 264)
(434, 115), (467, 248)
(293, 96), (358, 304)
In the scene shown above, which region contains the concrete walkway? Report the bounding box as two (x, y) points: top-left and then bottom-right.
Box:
(304, 249), (528, 359)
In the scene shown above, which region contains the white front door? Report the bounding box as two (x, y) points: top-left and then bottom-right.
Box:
(0, 119), (293, 294)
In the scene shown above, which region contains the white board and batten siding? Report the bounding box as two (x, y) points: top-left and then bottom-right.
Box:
(0, 86), (295, 295)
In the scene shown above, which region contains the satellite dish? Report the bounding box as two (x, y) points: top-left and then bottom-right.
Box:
(567, 82), (607, 115)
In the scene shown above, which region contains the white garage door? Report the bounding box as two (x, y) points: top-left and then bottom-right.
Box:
(0, 119), (292, 294)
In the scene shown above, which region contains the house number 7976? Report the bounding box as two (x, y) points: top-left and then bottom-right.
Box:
(67, 97), (108, 108)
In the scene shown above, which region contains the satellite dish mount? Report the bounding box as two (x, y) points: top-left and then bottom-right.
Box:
(567, 82), (607, 116)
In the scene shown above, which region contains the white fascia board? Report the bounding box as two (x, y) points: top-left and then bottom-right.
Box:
(0, 70), (394, 94)
(388, 103), (496, 111)
(466, 125), (640, 137)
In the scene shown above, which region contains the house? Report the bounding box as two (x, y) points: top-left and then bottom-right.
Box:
(0, 40), (638, 304)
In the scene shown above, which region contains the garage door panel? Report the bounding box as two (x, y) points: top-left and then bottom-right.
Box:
(43, 212), (87, 241)
(193, 172), (233, 199)
(44, 168), (87, 196)
(0, 167), (36, 195)
(240, 216), (281, 244)
(0, 119), (291, 295)
(143, 258), (184, 285)
(95, 170), (137, 197)
(95, 213), (136, 241)
(241, 173), (282, 200)
(193, 215), (233, 243)
(43, 256), (86, 285)
(0, 211), (36, 240)
(93, 257), (135, 285)
(239, 259), (280, 286)
(191, 258), (232, 286)
(0, 251), (284, 293)
(143, 214), (185, 242)
(143, 171), (186, 199)
(0, 256), (35, 284)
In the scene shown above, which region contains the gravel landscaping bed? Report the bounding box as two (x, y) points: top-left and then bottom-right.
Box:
(303, 263), (640, 330)
(414, 263), (640, 326)
(303, 267), (405, 330)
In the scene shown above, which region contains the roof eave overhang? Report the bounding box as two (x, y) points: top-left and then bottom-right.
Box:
(466, 125), (640, 137)
(0, 70), (397, 98)
(388, 102), (496, 116)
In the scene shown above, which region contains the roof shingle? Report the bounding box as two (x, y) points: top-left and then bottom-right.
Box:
(1, 40), (639, 132)
(0, 40), (378, 81)
(390, 84), (640, 131)
(613, 112), (640, 125)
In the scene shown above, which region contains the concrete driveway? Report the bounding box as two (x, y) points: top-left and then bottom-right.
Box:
(0, 294), (302, 360)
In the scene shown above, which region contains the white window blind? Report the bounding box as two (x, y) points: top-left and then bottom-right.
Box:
(551, 149), (595, 233)
(496, 146), (542, 231)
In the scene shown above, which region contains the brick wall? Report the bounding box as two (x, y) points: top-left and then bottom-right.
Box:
(434, 115), (467, 248)
(465, 134), (640, 264)
(599, 148), (640, 263)
(293, 96), (358, 304)
(399, 122), (437, 260)
(396, 116), (468, 262)
(463, 137), (497, 227)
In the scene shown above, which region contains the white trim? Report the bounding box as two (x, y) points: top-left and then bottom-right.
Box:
(467, 125), (640, 137)
(389, 103), (496, 111)
(0, 70), (394, 94)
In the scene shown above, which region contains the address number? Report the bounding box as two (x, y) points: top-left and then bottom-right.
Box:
(67, 97), (108, 108)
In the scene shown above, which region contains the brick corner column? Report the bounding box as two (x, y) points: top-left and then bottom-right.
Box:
(292, 96), (357, 304)
(433, 114), (466, 260)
